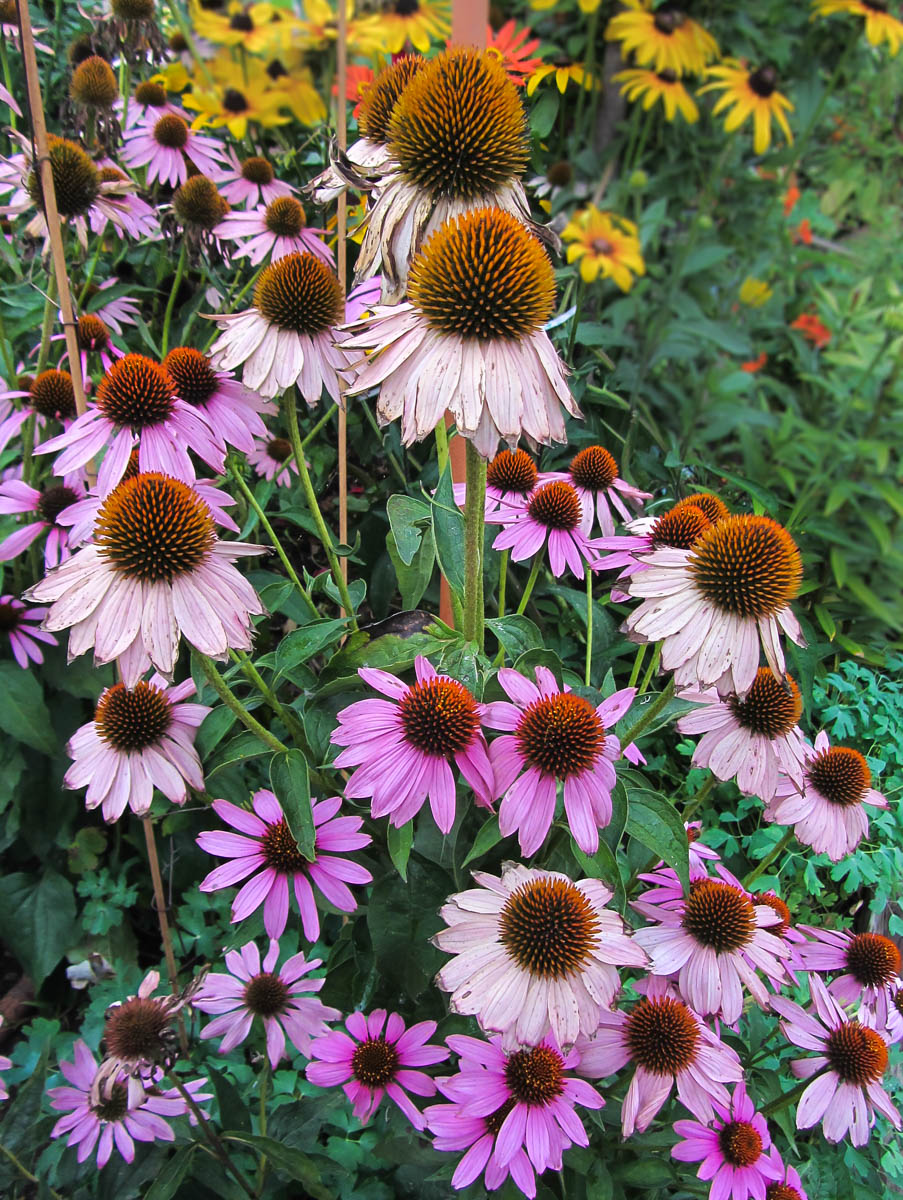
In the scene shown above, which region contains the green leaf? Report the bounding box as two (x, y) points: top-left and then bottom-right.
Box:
(207, 1066), (251, 1134)
(572, 839), (626, 913)
(275, 618), (348, 676)
(679, 243), (732, 277)
(207, 730), (272, 777)
(614, 1159), (675, 1187)
(0, 1048), (48, 1154)
(0, 872), (77, 990)
(0, 663), (56, 755)
(531, 87), (560, 138)
(430, 461), (466, 601)
(221, 1134), (334, 1199)
(387, 527), (435, 610)
(387, 820), (414, 881)
(462, 815), (504, 867)
(143, 1146), (197, 1200)
(367, 859), (449, 1000)
(195, 704), (238, 759)
(269, 750), (316, 861)
(486, 615), (543, 659)
(386, 494), (432, 565)
(814, 603), (836, 641)
(625, 789), (690, 891)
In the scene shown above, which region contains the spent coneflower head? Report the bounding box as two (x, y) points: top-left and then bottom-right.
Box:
(172, 174), (229, 233)
(70, 56), (119, 110)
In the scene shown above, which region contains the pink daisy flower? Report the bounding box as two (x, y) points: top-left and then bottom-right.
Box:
(624, 514), (806, 697)
(87, 280), (140, 336)
(212, 147), (298, 208)
(0, 368), (77, 456)
(575, 974), (743, 1136)
(88, 160), (161, 242)
(454, 447), (539, 519)
(0, 476), (85, 569)
(48, 1040), (210, 1169)
(197, 789), (373, 941)
(37, 353), (226, 497)
(429, 1033), (603, 1183)
(64, 675), (210, 822)
(0, 594), (57, 668)
(796, 925), (902, 1028)
(162, 347), (274, 456)
(671, 1082), (784, 1200)
(632, 871), (789, 1024)
(433, 863), (647, 1049)
(764, 731), (887, 861)
(47, 311), (127, 380)
(677, 669), (809, 802)
(481, 665), (640, 856)
(306, 1010), (448, 1129)
(247, 435), (298, 487)
(115, 82), (186, 131)
(765, 1165), (809, 1200)
(121, 112), (226, 186)
(193, 939), (339, 1068)
(491, 481), (605, 579)
(770, 974), (901, 1146)
(330, 655), (494, 834)
(543, 444), (651, 536)
(216, 197), (333, 266)
(24, 472), (266, 687)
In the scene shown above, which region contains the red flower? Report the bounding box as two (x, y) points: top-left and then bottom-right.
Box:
(741, 352), (768, 373)
(793, 219), (812, 245)
(791, 313), (831, 349)
(485, 19), (543, 85)
(783, 184), (800, 217)
(334, 65), (375, 117)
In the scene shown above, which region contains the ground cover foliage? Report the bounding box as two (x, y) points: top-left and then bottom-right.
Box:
(0, 1), (901, 1198)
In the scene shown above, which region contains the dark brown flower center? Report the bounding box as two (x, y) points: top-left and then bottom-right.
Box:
(37, 483), (79, 525)
(243, 972), (290, 1018)
(728, 670), (802, 738)
(807, 746), (870, 808)
(77, 314), (110, 351)
(135, 80), (168, 107)
(153, 113), (189, 149)
(569, 445), (618, 491)
(653, 8), (685, 33)
(104, 997), (173, 1061)
(825, 1021), (888, 1085)
(845, 933), (902, 988)
(766, 1186), (804, 1200)
(504, 1045), (564, 1105)
(516, 692), (604, 778)
(95, 473), (216, 582)
(688, 515), (802, 619)
(97, 354), (174, 429)
(527, 481), (582, 532)
(398, 675), (479, 757)
(749, 66), (777, 98)
(173, 176), (228, 230)
(30, 369), (76, 419)
(0, 602), (23, 632)
(112, 0), (155, 18)
(254, 252), (344, 335)
(241, 155), (275, 184)
(686, 824), (700, 843)
(71, 56), (118, 108)
(351, 1036), (399, 1087)
(91, 1081), (130, 1122)
(264, 196), (306, 237)
(678, 493), (730, 524)
(484, 1096), (516, 1135)
(658, 69), (679, 83)
(499, 878), (599, 978)
(546, 160), (573, 187)
(222, 88), (248, 114)
(650, 504), (711, 550)
(358, 54), (425, 143)
(681, 880), (756, 954)
(624, 996), (700, 1074)
(260, 817), (308, 874)
(718, 1120), (763, 1167)
(394, 0), (419, 14)
(230, 12), (253, 31)
(162, 347), (219, 408)
(753, 893), (791, 938)
(27, 136), (99, 218)
(95, 681), (173, 751)
(266, 437), (292, 462)
(486, 448), (537, 495)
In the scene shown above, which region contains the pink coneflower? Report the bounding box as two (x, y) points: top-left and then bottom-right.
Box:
(0, 1018), (11, 1101)
(162, 347), (273, 455)
(37, 353), (226, 496)
(88, 280), (140, 336)
(208, 251), (346, 403)
(197, 789), (373, 941)
(672, 1082), (784, 1200)
(330, 655), (493, 834)
(0, 81), (22, 117)
(764, 731), (887, 861)
(24, 472), (266, 686)
(248, 435), (298, 487)
(121, 112), (226, 186)
(624, 514), (806, 697)
(88, 160), (161, 241)
(215, 197), (333, 266)
(797, 926), (902, 1028)
(0, 594), (57, 668)
(64, 675), (209, 822)
(0, 476), (85, 568)
(433, 863), (647, 1049)
(491, 481), (604, 581)
(212, 147), (298, 208)
(306, 1009), (448, 1129)
(0, 368), (77, 456)
(454, 447), (539, 519)
(115, 81), (186, 131)
(424, 1088), (538, 1196)
(429, 1033), (603, 1181)
(632, 872), (789, 1024)
(48, 1040), (210, 1169)
(544, 445), (651, 536)
(47, 311), (127, 379)
(770, 974), (901, 1146)
(686, 822), (722, 875)
(677, 669), (808, 801)
(575, 975), (743, 1135)
(766, 1166), (809, 1200)
(193, 939), (339, 1068)
(481, 665), (639, 856)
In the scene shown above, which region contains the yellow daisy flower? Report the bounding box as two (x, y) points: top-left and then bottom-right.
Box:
(699, 61), (794, 155)
(526, 62), (597, 96)
(532, 0), (602, 13)
(260, 53), (328, 127)
(562, 207), (645, 292)
(189, 1), (299, 56)
(182, 54), (290, 139)
(739, 277), (773, 307)
(605, 1), (718, 76)
(352, 0), (451, 55)
(613, 67), (699, 122)
(812, 0), (903, 55)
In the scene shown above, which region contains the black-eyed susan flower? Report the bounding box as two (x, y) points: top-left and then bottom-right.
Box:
(813, 0), (903, 56)
(525, 60), (596, 96)
(605, 1), (718, 76)
(258, 53), (328, 127)
(181, 54), (291, 139)
(189, 0), (298, 55)
(561, 207), (645, 292)
(699, 62), (793, 155)
(613, 67), (699, 123)
(353, 0), (450, 55)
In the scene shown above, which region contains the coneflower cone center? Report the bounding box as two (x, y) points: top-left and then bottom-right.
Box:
(718, 1120), (763, 1167)
(174, 176), (228, 230)
(96, 473), (216, 583)
(71, 57), (118, 108)
(825, 1021), (888, 1085)
(624, 996), (699, 1074)
(651, 505), (711, 550)
(30, 370), (76, 420)
(0, 602), (23, 631)
(91, 1082), (129, 1123)
(351, 1036), (399, 1086)
(679, 493), (729, 524)
(569, 445), (618, 491)
(408, 209), (554, 341)
(104, 998), (172, 1060)
(163, 347), (219, 407)
(241, 156), (274, 184)
(27, 137), (99, 218)
(37, 483), (79, 525)
(95, 681), (173, 751)
(153, 113), (189, 149)
(112, 0), (155, 18)
(243, 972), (290, 1018)
(516, 693), (604, 778)
(77, 314), (109, 351)
(846, 933), (901, 987)
(266, 437), (292, 463)
(97, 354), (175, 429)
(527, 482), (582, 532)
(484, 1096), (516, 1135)
(388, 48), (528, 200)
(499, 878), (599, 978)
(135, 81), (167, 107)
(807, 746), (870, 808)
(254, 252), (343, 335)
(264, 196), (306, 237)
(688, 515), (802, 619)
(749, 66), (777, 98)
(504, 1046), (564, 1105)
(753, 893), (791, 938)
(357, 55), (425, 143)
(261, 818), (309, 874)
(728, 669), (802, 738)
(398, 677), (479, 757)
(486, 449), (537, 494)
(681, 881), (755, 953)
(766, 1186), (803, 1200)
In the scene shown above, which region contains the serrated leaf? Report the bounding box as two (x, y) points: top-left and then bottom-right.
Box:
(269, 750), (315, 861)
(625, 789), (690, 891)
(387, 820), (414, 881)
(0, 872), (77, 990)
(0, 663), (57, 755)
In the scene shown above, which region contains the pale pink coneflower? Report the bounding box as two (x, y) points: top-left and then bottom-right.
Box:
(215, 196), (333, 267)
(542, 444), (651, 536)
(47, 311), (127, 380)
(24, 472), (266, 687)
(687, 821), (722, 875)
(48, 1040), (210, 1169)
(671, 1082), (784, 1200)
(677, 668), (809, 801)
(37, 353), (226, 496)
(87, 280), (140, 336)
(121, 112), (226, 186)
(162, 346), (274, 455)
(770, 974), (901, 1146)
(632, 871), (789, 1024)
(433, 863), (647, 1049)
(574, 974), (743, 1135)
(114, 82), (186, 131)
(193, 939), (339, 1068)
(64, 675), (210, 822)
(306, 1009), (449, 1129)
(342, 208), (578, 457)
(0, 368), (77, 456)
(247, 435), (298, 487)
(0, 594), (57, 668)
(330, 655), (493, 834)
(213, 147), (298, 208)
(763, 730), (887, 862)
(197, 789), (373, 941)
(88, 159), (161, 241)
(796, 925), (902, 1029)
(491, 481), (605, 581)
(0, 476), (85, 568)
(208, 251), (347, 403)
(454, 447), (539, 519)
(624, 514), (806, 697)
(481, 665), (641, 856)
(0, 82), (22, 117)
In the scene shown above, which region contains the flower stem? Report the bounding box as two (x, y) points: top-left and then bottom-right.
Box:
(141, 816), (188, 1055)
(196, 653), (290, 755)
(627, 642), (647, 689)
(0, 1144), (63, 1198)
(743, 827), (796, 890)
(35, 266), (57, 375)
(759, 1076), (813, 1118)
(161, 241), (187, 358)
(682, 775), (716, 825)
(254, 1060), (270, 1196)
(585, 569), (593, 686)
(516, 549), (544, 617)
(619, 674), (674, 746)
(167, 1075), (256, 1199)
(566, 277), (586, 363)
(637, 642), (661, 695)
(463, 440), (487, 650)
(0, 39), (17, 131)
(165, 0), (216, 88)
(301, 406), (335, 448)
(497, 548), (509, 620)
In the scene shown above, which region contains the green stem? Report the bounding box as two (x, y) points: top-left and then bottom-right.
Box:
(228, 649), (319, 770)
(434, 416), (449, 476)
(119, 58), (130, 132)
(637, 642), (661, 695)
(228, 464), (318, 618)
(783, 38), (857, 182)
(359, 397), (407, 487)
(0, 1144), (64, 1198)
(84, 110), (96, 153)
(161, 241), (187, 358)
(585, 569), (593, 686)
(682, 775), (716, 825)
(759, 1076), (814, 1119)
(0, 39), (17, 131)
(255, 1059), (269, 1196)
(574, 1), (601, 143)
(78, 240), (103, 307)
(743, 827), (796, 890)
(627, 642), (647, 690)
(462, 440), (487, 649)
(515, 549), (544, 617)
(165, 0), (216, 87)
(196, 653), (290, 755)
(35, 270), (57, 375)
(619, 674), (674, 746)
(566, 277), (587, 364)
(497, 548), (509, 620)
(167, 1075), (256, 1199)
(285, 388), (358, 627)
(301, 406), (335, 448)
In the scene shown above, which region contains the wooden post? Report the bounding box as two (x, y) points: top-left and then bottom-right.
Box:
(336, 0), (350, 589)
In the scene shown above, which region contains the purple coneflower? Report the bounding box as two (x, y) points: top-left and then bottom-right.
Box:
(46, 311), (126, 379)
(162, 347), (273, 455)
(213, 147), (298, 208)
(0, 368), (77, 456)
(248, 435), (298, 487)
(115, 80), (186, 131)
(216, 196), (333, 266)
(686, 822), (722, 875)
(0, 594), (57, 667)
(491, 481), (604, 580)
(455, 447), (539, 519)
(0, 476), (84, 568)
(0, 1018), (11, 1101)
(797, 925), (902, 1028)
(87, 279), (140, 336)
(121, 112), (225, 186)
(88, 160), (161, 241)
(543, 444), (651, 536)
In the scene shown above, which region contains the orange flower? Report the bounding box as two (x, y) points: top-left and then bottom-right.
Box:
(339, 64), (375, 115)
(741, 352), (768, 373)
(783, 183), (800, 216)
(793, 219), (813, 245)
(791, 312), (831, 348)
(486, 19), (543, 85)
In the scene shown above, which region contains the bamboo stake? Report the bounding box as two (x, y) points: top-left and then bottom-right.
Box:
(336, 0), (350, 590)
